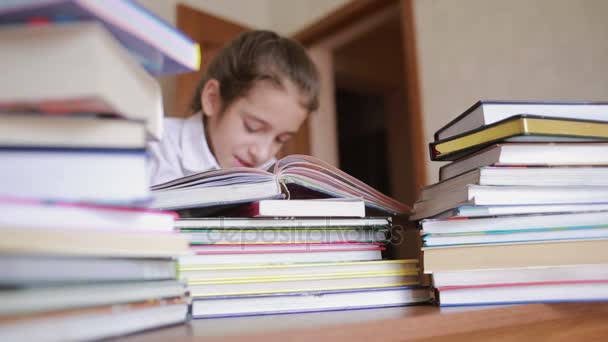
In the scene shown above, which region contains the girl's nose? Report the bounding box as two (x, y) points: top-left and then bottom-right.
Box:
(249, 139), (274, 166)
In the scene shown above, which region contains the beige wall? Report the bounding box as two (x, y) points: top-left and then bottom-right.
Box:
(414, 0), (608, 183)
(138, 0), (271, 28)
(138, 0), (349, 33)
(139, 0), (608, 186)
(268, 0), (351, 36)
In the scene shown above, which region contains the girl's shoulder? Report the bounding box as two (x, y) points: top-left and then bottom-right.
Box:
(163, 115), (188, 131)
(162, 114), (200, 145)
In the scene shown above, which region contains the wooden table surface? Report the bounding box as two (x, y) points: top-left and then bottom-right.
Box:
(114, 302), (608, 341)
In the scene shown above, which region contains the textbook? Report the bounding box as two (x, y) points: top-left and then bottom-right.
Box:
(411, 185), (608, 220)
(1, 255), (177, 285)
(183, 228), (388, 244)
(174, 217), (391, 229)
(192, 286), (431, 318)
(437, 281), (608, 307)
(435, 100), (608, 141)
(0, 0), (200, 75)
(433, 203), (608, 219)
(0, 197), (177, 233)
(179, 259), (418, 281)
(0, 22), (163, 138)
(187, 271), (419, 298)
(151, 155), (410, 215)
(0, 147), (149, 205)
(1, 280), (186, 315)
(179, 243), (385, 266)
(432, 264), (608, 288)
(439, 142), (608, 180)
(423, 226), (608, 247)
(0, 114), (146, 149)
(219, 199), (366, 218)
(430, 115), (608, 161)
(0, 299), (188, 342)
(0, 227), (189, 258)
(421, 166), (608, 201)
(422, 238), (608, 273)
(420, 211), (608, 235)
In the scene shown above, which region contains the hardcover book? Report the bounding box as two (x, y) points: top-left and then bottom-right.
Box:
(435, 100), (608, 141)
(439, 142), (608, 180)
(0, 22), (164, 138)
(430, 115), (608, 161)
(0, 0), (200, 75)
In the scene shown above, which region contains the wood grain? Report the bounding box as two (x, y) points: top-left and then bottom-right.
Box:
(116, 303), (608, 341)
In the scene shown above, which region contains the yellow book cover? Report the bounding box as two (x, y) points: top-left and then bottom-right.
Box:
(178, 259), (419, 285)
(431, 115), (608, 161)
(188, 268), (421, 297)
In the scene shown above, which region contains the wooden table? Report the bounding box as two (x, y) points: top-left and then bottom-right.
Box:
(115, 302), (608, 341)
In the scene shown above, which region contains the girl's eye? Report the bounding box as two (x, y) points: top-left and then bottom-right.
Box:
(276, 135), (291, 144)
(244, 122), (261, 133)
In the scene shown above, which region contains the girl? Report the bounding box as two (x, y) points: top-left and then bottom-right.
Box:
(148, 30), (320, 185)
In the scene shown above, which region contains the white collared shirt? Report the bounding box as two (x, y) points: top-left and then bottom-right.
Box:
(147, 113), (220, 186)
(147, 112), (276, 186)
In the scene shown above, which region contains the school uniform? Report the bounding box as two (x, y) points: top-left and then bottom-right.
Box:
(147, 112), (274, 186)
(147, 112), (219, 186)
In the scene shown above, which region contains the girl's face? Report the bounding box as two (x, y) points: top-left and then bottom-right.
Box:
(203, 79), (308, 169)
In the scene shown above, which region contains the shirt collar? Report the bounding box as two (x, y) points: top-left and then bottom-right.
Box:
(180, 112), (220, 175)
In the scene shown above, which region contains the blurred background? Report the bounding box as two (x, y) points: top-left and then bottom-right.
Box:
(140, 0), (608, 206)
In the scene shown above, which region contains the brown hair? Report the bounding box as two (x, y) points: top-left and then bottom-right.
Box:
(190, 30), (320, 115)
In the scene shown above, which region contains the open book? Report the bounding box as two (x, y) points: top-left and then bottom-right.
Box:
(150, 155), (410, 215)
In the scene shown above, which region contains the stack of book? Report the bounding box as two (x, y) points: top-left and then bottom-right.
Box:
(151, 155), (431, 318)
(0, 1), (198, 340)
(411, 100), (608, 307)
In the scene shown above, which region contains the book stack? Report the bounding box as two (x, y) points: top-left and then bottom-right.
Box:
(0, 1), (198, 340)
(151, 156), (431, 318)
(411, 100), (608, 307)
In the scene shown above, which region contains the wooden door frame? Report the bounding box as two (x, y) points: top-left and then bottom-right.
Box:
(292, 0), (426, 191)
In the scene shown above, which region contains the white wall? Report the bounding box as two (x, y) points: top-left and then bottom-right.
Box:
(414, 0), (608, 183)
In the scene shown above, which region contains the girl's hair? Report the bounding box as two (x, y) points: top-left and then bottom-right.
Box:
(190, 30), (320, 115)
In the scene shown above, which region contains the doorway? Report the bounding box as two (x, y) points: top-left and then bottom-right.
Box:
(336, 89), (391, 195)
(333, 15), (405, 200)
(294, 0), (424, 259)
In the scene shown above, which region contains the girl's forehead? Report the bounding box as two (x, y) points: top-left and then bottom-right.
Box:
(235, 81), (308, 130)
